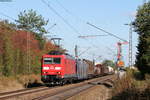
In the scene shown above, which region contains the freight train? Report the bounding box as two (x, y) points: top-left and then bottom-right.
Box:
(41, 50), (111, 85)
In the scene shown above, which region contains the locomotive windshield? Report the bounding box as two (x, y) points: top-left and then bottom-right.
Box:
(44, 57), (61, 64)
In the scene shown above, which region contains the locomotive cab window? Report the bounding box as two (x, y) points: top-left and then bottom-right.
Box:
(44, 57), (61, 64)
(53, 58), (61, 64)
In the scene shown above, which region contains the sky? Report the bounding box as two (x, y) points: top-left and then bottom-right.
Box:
(0, 0), (145, 66)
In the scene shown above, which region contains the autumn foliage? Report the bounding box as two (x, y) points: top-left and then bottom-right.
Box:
(0, 21), (58, 76)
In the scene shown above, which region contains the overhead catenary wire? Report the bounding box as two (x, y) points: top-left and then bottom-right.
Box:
(42, 0), (123, 61)
(41, 0), (82, 36)
(78, 47), (91, 57)
(41, 0), (103, 54)
(106, 47), (116, 55)
(87, 22), (128, 42)
(54, 0), (86, 23)
(54, 0), (127, 43)
(55, 0), (73, 17)
(53, 0), (102, 50)
(53, 0), (126, 56)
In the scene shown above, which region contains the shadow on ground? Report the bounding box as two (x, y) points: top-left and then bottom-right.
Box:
(25, 80), (44, 88)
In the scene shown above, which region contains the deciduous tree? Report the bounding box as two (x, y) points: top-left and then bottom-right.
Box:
(102, 60), (115, 68)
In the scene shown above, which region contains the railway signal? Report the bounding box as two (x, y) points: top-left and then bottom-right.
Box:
(117, 41), (128, 67)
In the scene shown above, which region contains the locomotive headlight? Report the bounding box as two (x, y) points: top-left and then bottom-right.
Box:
(55, 67), (61, 70)
(43, 67), (49, 70)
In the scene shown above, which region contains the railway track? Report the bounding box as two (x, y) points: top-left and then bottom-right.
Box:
(32, 75), (115, 100)
(0, 86), (51, 100)
(0, 75), (115, 100)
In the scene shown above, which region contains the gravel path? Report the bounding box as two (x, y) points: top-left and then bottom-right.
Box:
(67, 85), (112, 100)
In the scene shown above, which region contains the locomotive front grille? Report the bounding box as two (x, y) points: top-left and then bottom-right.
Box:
(41, 75), (61, 83)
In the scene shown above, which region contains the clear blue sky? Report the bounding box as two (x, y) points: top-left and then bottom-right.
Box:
(0, 0), (144, 66)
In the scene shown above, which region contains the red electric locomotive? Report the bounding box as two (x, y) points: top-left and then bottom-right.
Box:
(41, 51), (110, 85)
(41, 51), (76, 84)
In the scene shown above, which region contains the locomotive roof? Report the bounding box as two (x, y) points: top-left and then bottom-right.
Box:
(43, 50), (75, 59)
(48, 50), (64, 55)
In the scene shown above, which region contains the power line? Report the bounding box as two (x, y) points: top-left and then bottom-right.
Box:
(87, 22), (128, 42)
(54, 0), (86, 23)
(43, 0), (116, 60)
(52, 0), (126, 58)
(78, 47), (91, 57)
(82, 38), (102, 50)
(41, 0), (81, 36)
(41, 0), (103, 54)
(53, 0), (102, 50)
(55, 0), (73, 16)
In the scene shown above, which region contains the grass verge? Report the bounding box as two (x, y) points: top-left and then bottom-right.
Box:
(0, 74), (42, 92)
(110, 70), (150, 100)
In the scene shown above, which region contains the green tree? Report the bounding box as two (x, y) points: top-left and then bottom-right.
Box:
(31, 56), (41, 74)
(16, 9), (49, 49)
(0, 55), (3, 75)
(13, 48), (21, 75)
(16, 9), (48, 34)
(102, 60), (115, 68)
(133, 2), (150, 77)
(2, 34), (14, 76)
(18, 51), (28, 75)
